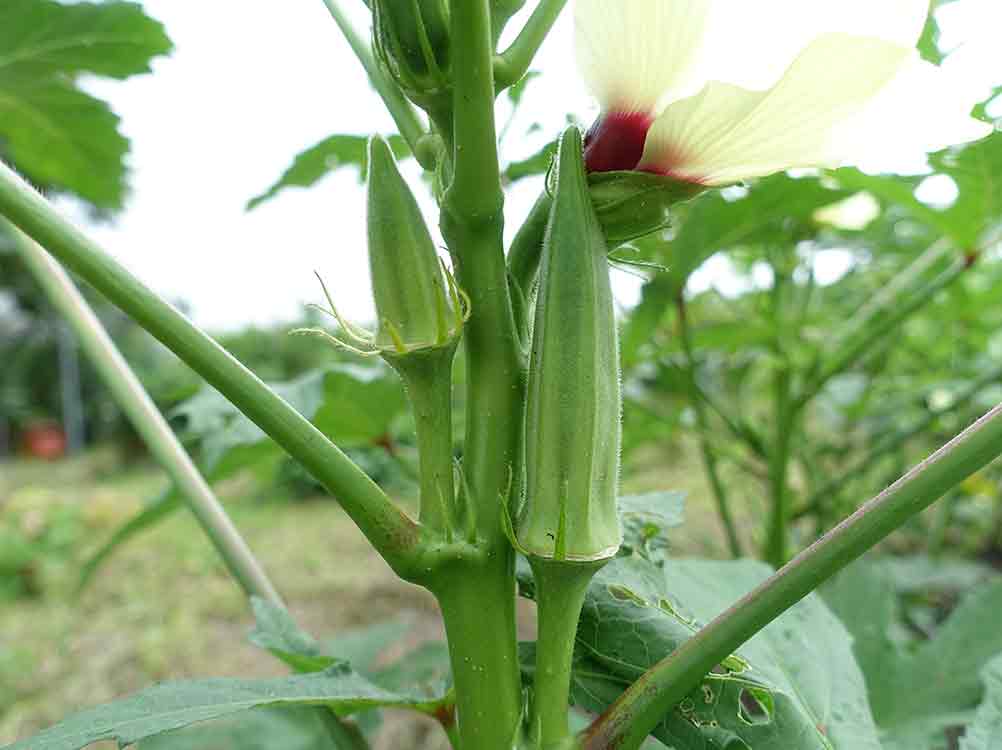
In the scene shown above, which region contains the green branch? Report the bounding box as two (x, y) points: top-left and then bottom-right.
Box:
(319, 0), (437, 169)
(0, 161), (424, 580)
(9, 225), (284, 607)
(582, 401), (1002, 750)
(494, 0), (569, 89)
(676, 295), (742, 558)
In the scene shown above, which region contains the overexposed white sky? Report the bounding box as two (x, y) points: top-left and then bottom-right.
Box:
(73, 1), (1002, 331)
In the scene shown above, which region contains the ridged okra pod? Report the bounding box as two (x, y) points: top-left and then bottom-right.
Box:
(518, 126), (622, 562)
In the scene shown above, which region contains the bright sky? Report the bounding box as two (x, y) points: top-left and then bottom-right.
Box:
(73, 1), (1002, 332)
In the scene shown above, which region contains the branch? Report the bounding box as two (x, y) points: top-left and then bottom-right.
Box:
(494, 0), (569, 89)
(319, 0), (436, 169)
(0, 160), (424, 580)
(9, 224), (284, 607)
(582, 400), (1002, 750)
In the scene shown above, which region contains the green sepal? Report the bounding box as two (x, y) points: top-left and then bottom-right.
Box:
(588, 171), (706, 247)
(371, 0), (451, 120)
(517, 127), (623, 563)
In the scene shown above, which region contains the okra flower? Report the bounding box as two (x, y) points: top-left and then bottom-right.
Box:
(578, 0), (993, 184)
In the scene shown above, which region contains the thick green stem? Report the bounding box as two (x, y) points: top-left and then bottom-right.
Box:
(0, 161), (424, 580)
(320, 0), (437, 169)
(434, 565), (522, 749)
(582, 401), (1002, 750)
(676, 296), (742, 558)
(531, 557), (603, 749)
(436, 0), (524, 745)
(494, 0), (569, 89)
(9, 226), (283, 607)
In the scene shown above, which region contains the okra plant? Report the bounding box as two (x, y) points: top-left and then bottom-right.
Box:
(3, 1), (1002, 749)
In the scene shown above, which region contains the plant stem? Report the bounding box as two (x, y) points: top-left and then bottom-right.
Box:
(0, 161), (424, 580)
(319, 0), (436, 168)
(530, 557), (603, 749)
(494, 0), (569, 89)
(796, 258), (967, 409)
(764, 364), (795, 567)
(388, 348), (458, 534)
(795, 360), (1002, 520)
(9, 225), (283, 607)
(581, 400), (1002, 750)
(508, 191), (552, 297)
(317, 709), (371, 750)
(436, 0), (525, 746)
(676, 296), (742, 558)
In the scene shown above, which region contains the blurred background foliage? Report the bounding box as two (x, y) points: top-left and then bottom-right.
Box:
(2, 0), (1002, 748)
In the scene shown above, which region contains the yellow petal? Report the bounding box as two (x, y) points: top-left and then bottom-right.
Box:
(638, 33), (914, 185)
(574, 0), (713, 114)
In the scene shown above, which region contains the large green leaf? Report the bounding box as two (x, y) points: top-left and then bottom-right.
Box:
(172, 362), (409, 475)
(824, 560), (1002, 749)
(833, 132), (1002, 249)
(3, 664), (449, 750)
(246, 134), (411, 210)
(519, 555), (880, 749)
(138, 707), (347, 750)
(961, 655), (1002, 750)
(0, 0), (172, 209)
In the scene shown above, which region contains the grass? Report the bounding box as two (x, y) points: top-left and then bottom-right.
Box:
(0, 441), (734, 748)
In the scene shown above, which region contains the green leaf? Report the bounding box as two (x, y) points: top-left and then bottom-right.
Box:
(248, 598), (340, 674)
(519, 555), (880, 749)
(502, 139), (556, 185)
(246, 134), (411, 210)
(6, 665), (449, 750)
(173, 362), (409, 475)
(138, 706), (346, 750)
(0, 0), (172, 209)
(824, 560), (1002, 749)
(506, 71), (540, 106)
(961, 655), (1002, 750)
(617, 492), (685, 563)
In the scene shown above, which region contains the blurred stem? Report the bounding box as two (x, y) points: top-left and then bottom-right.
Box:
(765, 265), (795, 567)
(436, 0), (524, 746)
(582, 400), (1002, 750)
(0, 161), (425, 581)
(676, 295), (742, 558)
(319, 0), (437, 169)
(508, 191), (551, 297)
(796, 257), (968, 410)
(317, 710), (370, 750)
(494, 0), (569, 89)
(795, 360), (1002, 521)
(8, 224), (283, 608)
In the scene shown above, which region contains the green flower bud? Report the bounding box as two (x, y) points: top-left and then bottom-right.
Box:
(372, 0), (450, 107)
(367, 136), (461, 353)
(588, 171), (705, 247)
(517, 127), (622, 562)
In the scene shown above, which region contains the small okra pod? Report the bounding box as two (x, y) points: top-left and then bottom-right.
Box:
(517, 126), (622, 563)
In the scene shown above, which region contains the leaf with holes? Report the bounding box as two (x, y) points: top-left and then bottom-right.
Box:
(518, 555), (881, 749)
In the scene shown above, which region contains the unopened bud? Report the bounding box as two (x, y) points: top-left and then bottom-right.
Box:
(372, 0), (450, 108)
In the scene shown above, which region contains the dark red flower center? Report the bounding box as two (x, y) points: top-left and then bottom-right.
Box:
(583, 111), (654, 173)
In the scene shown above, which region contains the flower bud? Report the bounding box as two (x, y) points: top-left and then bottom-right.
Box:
(372, 0), (450, 107)
(517, 127), (622, 562)
(588, 171), (706, 247)
(367, 136), (459, 353)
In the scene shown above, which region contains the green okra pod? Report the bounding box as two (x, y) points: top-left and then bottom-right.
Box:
(518, 126), (622, 562)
